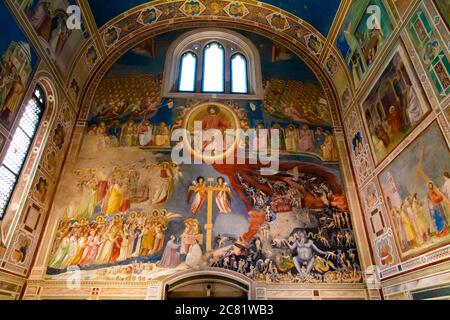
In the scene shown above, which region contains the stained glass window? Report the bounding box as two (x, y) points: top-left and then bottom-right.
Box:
(0, 86), (45, 218)
(178, 52), (197, 92)
(231, 54), (248, 94)
(202, 42), (225, 93)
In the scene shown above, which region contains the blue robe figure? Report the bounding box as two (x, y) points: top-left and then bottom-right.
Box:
(108, 123), (121, 147)
(132, 227), (142, 256)
(428, 185), (448, 236)
(431, 204), (447, 234)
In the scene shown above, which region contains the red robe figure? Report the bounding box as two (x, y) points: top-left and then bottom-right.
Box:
(388, 105), (402, 134)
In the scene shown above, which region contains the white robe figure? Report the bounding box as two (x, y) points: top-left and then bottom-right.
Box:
(64, 235), (79, 269)
(118, 233), (129, 261)
(185, 242), (204, 269)
(96, 232), (114, 264)
(189, 189), (206, 214)
(406, 87), (422, 125)
(285, 126), (299, 152)
(138, 123), (153, 146)
(151, 168), (173, 205)
(48, 236), (70, 269)
(443, 177), (450, 201)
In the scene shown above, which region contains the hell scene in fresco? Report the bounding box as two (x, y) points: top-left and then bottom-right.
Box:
(46, 30), (362, 284)
(379, 122), (450, 260)
(0, 1), (38, 127)
(336, 0), (393, 88)
(361, 46), (430, 163)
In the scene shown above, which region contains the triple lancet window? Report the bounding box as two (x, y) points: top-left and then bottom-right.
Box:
(178, 41), (248, 94)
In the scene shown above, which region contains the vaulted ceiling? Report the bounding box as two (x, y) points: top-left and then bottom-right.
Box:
(2, 0), (357, 119)
(87, 0), (342, 36)
(74, 0), (352, 124)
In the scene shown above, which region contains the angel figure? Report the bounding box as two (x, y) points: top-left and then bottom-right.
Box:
(215, 177), (232, 214)
(187, 176), (207, 214)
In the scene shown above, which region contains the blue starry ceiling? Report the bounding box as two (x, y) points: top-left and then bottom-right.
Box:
(87, 0), (341, 36)
(263, 0), (341, 36)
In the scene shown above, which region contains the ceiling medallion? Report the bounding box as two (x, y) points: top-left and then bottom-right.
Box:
(103, 26), (121, 48)
(266, 12), (290, 32)
(179, 0), (206, 17)
(137, 6), (163, 25)
(85, 44), (99, 69)
(325, 53), (338, 77)
(305, 33), (322, 56)
(208, 0), (221, 15)
(223, 1), (249, 19)
(295, 25), (308, 43)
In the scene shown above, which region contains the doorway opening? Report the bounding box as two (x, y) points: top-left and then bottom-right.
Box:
(165, 274), (249, 299)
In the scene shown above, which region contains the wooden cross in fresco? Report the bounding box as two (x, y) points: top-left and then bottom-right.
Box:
(188, 177), (229, 252)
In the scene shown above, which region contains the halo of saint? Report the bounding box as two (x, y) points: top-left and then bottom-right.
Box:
(182, 102), (241, 163)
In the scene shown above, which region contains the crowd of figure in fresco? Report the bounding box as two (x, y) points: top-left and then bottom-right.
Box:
(47, 155), (362, 283)
(71, 162), (183, 218)
(87, 119), (171, 149)
(264, 80), (331, 125)
(87, 73), (338, 160)
(384, 172), (450, 253)
(47, 161), (208, 271)
(86, 114), (338, 162)
(91, 75), (160, 121)
(48, 211), (202, 270)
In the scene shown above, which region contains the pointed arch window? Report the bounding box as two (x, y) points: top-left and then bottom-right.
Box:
(178, 51), (197, 92)
(0, 85), (46, 218)
(164, 29), (264, 98)
(231, 53), (248, 94)
(202, 42), (225, 93)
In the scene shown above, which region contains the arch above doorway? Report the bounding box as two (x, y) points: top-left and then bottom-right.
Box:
(161, 268), (255, 300)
